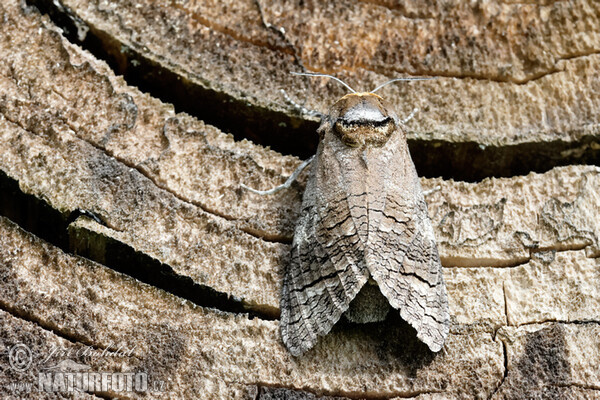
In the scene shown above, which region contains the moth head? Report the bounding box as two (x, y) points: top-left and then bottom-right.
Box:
(291, 72), (433, 147)
(328, 93), (398, 148)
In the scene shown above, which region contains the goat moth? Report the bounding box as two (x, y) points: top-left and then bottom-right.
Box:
(278, 78), (449, 356)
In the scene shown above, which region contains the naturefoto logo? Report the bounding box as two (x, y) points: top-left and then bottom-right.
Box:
(5, 343), (166, 394)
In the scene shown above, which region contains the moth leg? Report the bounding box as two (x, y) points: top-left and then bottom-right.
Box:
(401, 107), (419, 125)
(241, 155), (315, 195)
(281, 89), (324, 119)
(423, 185), (441, 197)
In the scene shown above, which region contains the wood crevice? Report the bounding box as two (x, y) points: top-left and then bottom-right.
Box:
(24, 0), (600, 182)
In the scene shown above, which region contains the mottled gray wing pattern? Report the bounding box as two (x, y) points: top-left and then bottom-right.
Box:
(280, 139), (370, 356)
(365, 135), (449, 352)
(281, 122), (448, 355)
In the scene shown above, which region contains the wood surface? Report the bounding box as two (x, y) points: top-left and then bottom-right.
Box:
(1, 0), (599, 398)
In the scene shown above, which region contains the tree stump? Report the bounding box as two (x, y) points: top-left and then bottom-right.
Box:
(0, 0), (599, 398)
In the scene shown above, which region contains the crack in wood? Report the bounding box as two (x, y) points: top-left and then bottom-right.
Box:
(0, 89), (294, 243)
(0, 170), (278, 321)
(86, 0), (600, 86)
(1, 0), (598, 397)
(168, 0), (295, 57)
(0, 301), (101, 351)
(24, 0), (600, 182)
(514, 319), (600, 328)
(0, 306), (148, 400)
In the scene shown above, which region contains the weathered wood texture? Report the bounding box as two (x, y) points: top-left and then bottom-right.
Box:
(0, 0), (599, 399)
(28, 0), (600, 180)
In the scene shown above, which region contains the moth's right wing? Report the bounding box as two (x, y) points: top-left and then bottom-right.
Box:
(280, 145), (370, 356)
(364, 140), (449, 352)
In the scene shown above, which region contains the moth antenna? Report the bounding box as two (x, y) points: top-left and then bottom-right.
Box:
(280, 89), (324, 119)
(291, 71), (356, 93)
(371, 77), (436, 94)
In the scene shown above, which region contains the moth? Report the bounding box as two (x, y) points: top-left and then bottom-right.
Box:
(244, 73), (449, 356)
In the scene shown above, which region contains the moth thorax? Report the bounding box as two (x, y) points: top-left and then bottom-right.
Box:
(332, 95), (396, 148)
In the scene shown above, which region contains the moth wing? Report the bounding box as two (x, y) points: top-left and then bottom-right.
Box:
(366, 140), (449, 352)
(280, 144), (370, 356)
